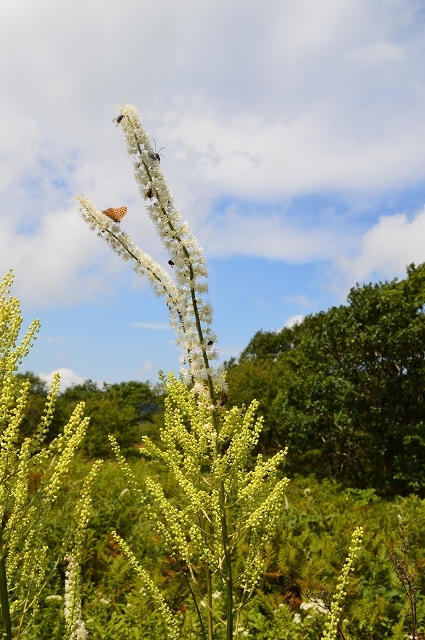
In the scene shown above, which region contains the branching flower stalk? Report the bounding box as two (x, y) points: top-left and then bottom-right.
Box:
(0, 270), (94, 639)
(321, 527), (363, 640)
(64, 460), (103, 640)
(78, 104), (290, 639)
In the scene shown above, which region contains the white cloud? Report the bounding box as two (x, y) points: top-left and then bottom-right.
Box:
(284, 314), (305, 328)
(285, 295), (314, 309)
(39, 368), (86, 391)
(337, 206), (425, 286)
(129, 322), (171, 330)
(136, 361), (154, 378)
(199, 208), (342, 261)
(1, 0), (425, 303)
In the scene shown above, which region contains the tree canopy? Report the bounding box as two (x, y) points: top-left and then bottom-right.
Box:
(17, 375), (162, 457)
(227, 263), (425, 495)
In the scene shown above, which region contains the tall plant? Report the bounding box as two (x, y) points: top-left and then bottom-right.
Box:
(77, 104), (360, 639)
(0, 270), (100, 639)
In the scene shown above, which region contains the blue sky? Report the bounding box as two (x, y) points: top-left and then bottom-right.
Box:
(2, 0), (425, 388)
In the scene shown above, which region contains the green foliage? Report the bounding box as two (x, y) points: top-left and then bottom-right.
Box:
(21, 461), (425, 639)
(229, 263), (425, 495)
(15, 372), (50, 441)
(58, 380), (154, 458)
(15, 376), (162, 458)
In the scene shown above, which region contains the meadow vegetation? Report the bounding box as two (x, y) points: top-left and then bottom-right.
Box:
(21, 456), (425, 639)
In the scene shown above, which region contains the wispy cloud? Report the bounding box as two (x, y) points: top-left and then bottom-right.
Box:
(284, 294), (314, 309)
(136, 361), (154, 377)
(129, 322), (171, 330)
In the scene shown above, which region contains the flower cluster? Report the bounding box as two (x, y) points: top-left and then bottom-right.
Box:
(321, 527), (363, 640)
(64, 555), (88, 640)
(64, 460), (103, 640)
(78, 195), (181, 333)
(78, 103), (227, 397)
(0, 270), (95, 638)
(110, 532), (179, 640)
(110, 374), (289, 632)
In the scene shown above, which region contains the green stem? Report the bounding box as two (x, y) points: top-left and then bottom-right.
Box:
(180, 566), (207, 640)
(0, 528), (12, 640)
(220, 482), (233, 639)
(206, 564), (214, 640)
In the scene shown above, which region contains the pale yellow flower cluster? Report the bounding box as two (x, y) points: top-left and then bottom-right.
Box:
(110, 532), (179, 640)
(321, 527), (364, 640)
(110, 373), (289, 635)
(0, 270), (93, 638)
(64, 460), (103, 640)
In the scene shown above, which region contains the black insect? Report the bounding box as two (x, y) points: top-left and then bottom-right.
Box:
(112, 114), (125, 126)
(207, 340), (214, 347)
(168, 260), (175, 267)
(145, 188), (154, 199)
(148, 139), (165, 162)
(219, 392), (228, 407)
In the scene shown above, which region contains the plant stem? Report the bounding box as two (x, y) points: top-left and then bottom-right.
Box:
(0, 527), (12, 640)
(206, 564), (214, 640)
(220, 482), (233, 640)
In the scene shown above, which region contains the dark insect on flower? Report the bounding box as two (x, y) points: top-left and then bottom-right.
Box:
(168, 260), (175, 267)
(102, 206), (127, 222)
(207, 340), (214, 347)
(219, 392), (228, 406)
(145, 188), (154, 199)
(148, 139), (165, 162)
(112, 114), (125, 126)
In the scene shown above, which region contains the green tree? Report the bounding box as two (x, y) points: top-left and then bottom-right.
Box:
(226, 354), (289, 450)
(15, 372), (50, 441)
(226, 263), (425, 494)
(271, 263), (425, 495)
(54, 380), (161, 457)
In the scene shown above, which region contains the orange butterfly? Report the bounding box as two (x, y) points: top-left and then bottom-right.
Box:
(102, 206), (127, 222)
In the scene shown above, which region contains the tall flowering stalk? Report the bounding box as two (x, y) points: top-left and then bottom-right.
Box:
(0, 270), (95, 639)
(321, 527), (363, 640)
(77, 104), (292, 639)
(78, 104), (224, 401)
(64, 460), (103, 640)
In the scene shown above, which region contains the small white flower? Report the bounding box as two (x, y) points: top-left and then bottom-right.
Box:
(293, 613), (301, 624)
